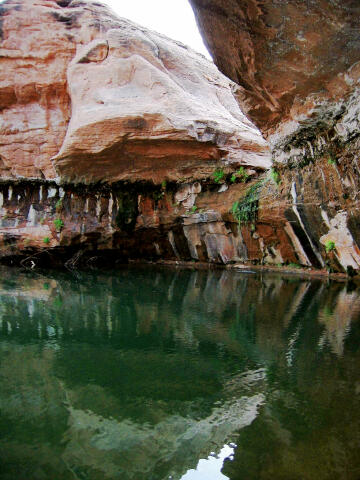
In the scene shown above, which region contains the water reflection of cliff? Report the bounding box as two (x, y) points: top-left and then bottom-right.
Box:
(0, 267), (359, 479)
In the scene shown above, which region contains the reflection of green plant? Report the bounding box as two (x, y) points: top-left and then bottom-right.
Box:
(325, 240), (336, 253)
(43, 236), (50, 244)
(213, 168), (225, 183)
(53, 296), (63, 308)
(231, 181), (263, 226)
(270, 167), (281, 185)
(53, 218), (64, 231)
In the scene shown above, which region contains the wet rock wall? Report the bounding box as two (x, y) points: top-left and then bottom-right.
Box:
(1, 158), (359, 273)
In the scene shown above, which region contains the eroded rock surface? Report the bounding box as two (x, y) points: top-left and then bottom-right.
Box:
(189, 0), (360, 163)
(0, 0), (269, 183)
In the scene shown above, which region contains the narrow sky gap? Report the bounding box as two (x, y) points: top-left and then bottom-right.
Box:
(101, 0), (212, 59)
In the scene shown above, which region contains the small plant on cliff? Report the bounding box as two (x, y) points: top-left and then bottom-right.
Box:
(43, 237), (50, 244)
(161, 180), (167, 190)
(231, 181), (263, 226)
(328, 155), (337, 166)
(270, 167), (281, 185)
(187, 205), (198, 215)
(231, 167), (249, 183)
(53, 218), (64, 231)
(213, 168), (225, 183)
(325, 240), (336, 253)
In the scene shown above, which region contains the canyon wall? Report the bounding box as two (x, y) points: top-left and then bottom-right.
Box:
(189, 0), (360, 273)
(0, 0), (359, 273)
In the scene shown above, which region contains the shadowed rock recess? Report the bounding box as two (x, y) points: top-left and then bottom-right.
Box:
(0, 0), (359, 272)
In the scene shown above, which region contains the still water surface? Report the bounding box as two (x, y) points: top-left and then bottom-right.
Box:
(0, 266), (359, 480)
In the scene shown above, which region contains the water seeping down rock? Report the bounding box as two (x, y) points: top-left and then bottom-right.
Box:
(0, 0), (360, 273)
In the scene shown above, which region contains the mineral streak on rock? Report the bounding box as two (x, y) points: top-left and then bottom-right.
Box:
(0, 0), (270, 183)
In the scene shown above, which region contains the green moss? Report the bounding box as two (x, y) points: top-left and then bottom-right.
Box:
(43, 237), (50, 244)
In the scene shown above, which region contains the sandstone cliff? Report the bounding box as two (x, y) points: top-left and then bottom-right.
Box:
(0, 0), (269, 183)
(0, 0), (359, 274)
(189, 0), (360, 273)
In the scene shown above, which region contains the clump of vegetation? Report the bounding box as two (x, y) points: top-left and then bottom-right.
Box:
(325, 240), (336, 253)
(213, 168), (225, 184)
(270, 167), (281, 185)
(161, 180), (167, 189)
(231, 181), (263, 226)
(187, 205), (198, 215)
(43, 237), (50, 244)
(230, 167), (249, 183)
(328, 155), (337, 166)
(53, 218), (64, 231)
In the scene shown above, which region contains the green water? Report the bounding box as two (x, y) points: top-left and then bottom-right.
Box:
(0, 266), (359, 480)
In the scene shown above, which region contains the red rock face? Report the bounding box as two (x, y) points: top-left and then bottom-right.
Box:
(0, 0), (270, 183)
(190, 0), (360, 161)
(1, 0), (360, 274)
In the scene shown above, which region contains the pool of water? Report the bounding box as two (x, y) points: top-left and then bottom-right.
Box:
(0, 266), (359, 480)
